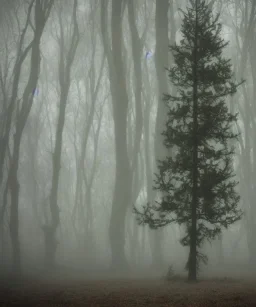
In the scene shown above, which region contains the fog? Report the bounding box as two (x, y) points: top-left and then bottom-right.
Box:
(0, 0), (256, 299)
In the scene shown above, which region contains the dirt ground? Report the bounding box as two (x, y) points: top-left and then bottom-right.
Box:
(1, 275), (256, 307)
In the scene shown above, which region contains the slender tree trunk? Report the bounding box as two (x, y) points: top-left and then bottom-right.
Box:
(43, 0), (79, 269)
(127, 0), (143, 174)
(127, 0), (144, 267)
(152, 0), (170, 268)
(248, 15), (256, 268)
(188, 0), (199, 282)
(8, 0), (54, 274)
(0, 2), (34, 187)
(233, 0), (256, 267)
(44, 89), (69, 268)
(9, 147), (21, 274)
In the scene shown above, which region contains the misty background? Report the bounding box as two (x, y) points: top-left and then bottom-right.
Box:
(0, 0), (255, 279)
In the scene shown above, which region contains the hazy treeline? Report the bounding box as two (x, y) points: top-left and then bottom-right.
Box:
(0, 0), (255, 277)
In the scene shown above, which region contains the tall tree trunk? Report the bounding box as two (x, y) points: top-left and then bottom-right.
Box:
(83, 109), (103, 261)
(152, 0), (170, 268)
(0, 1), (35, 187)
(109, 0), (132, 270)
(101, 0), (132, 270)
(43, 0), (79, 269)
(247, 5), (256, 267)
(127, 0), (144, 267)
(72, 41), (104, 255)
(8, 0), (54, 274)
(189, 0), (199, 282)
(232, 0), (256, 268)
(127, 0), (143, 174)
(9, 144), (21, 274)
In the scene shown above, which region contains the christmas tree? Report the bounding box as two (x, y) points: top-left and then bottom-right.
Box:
(134, 0), (244, 281)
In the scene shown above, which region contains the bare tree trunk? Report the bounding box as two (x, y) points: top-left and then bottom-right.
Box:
(101, 0), (132, 270)
(247, 4), (256, 267)
(151, 0), (170, 268)
(43, 0), (79, 269)
(8, 0), (54, 274)
(83, 108), (103, 262)
(72, 4), (105, 260)
(9, 150), (21, 274)
(127, 0), (143, 175)
(0, 1), (35, 187)
(231, 0), (256, 268)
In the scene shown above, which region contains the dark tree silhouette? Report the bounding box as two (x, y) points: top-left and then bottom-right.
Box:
(5, 0), (54, 274)
(134, 0), (244, 281)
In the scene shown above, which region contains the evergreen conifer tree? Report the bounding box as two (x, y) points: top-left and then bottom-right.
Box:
(134, 0), (244, 281)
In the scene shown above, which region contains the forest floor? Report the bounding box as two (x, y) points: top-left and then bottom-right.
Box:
(0, 273), (256, 307)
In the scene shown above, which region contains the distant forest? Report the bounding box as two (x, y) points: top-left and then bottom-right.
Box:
(0, 0), (255, 282)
